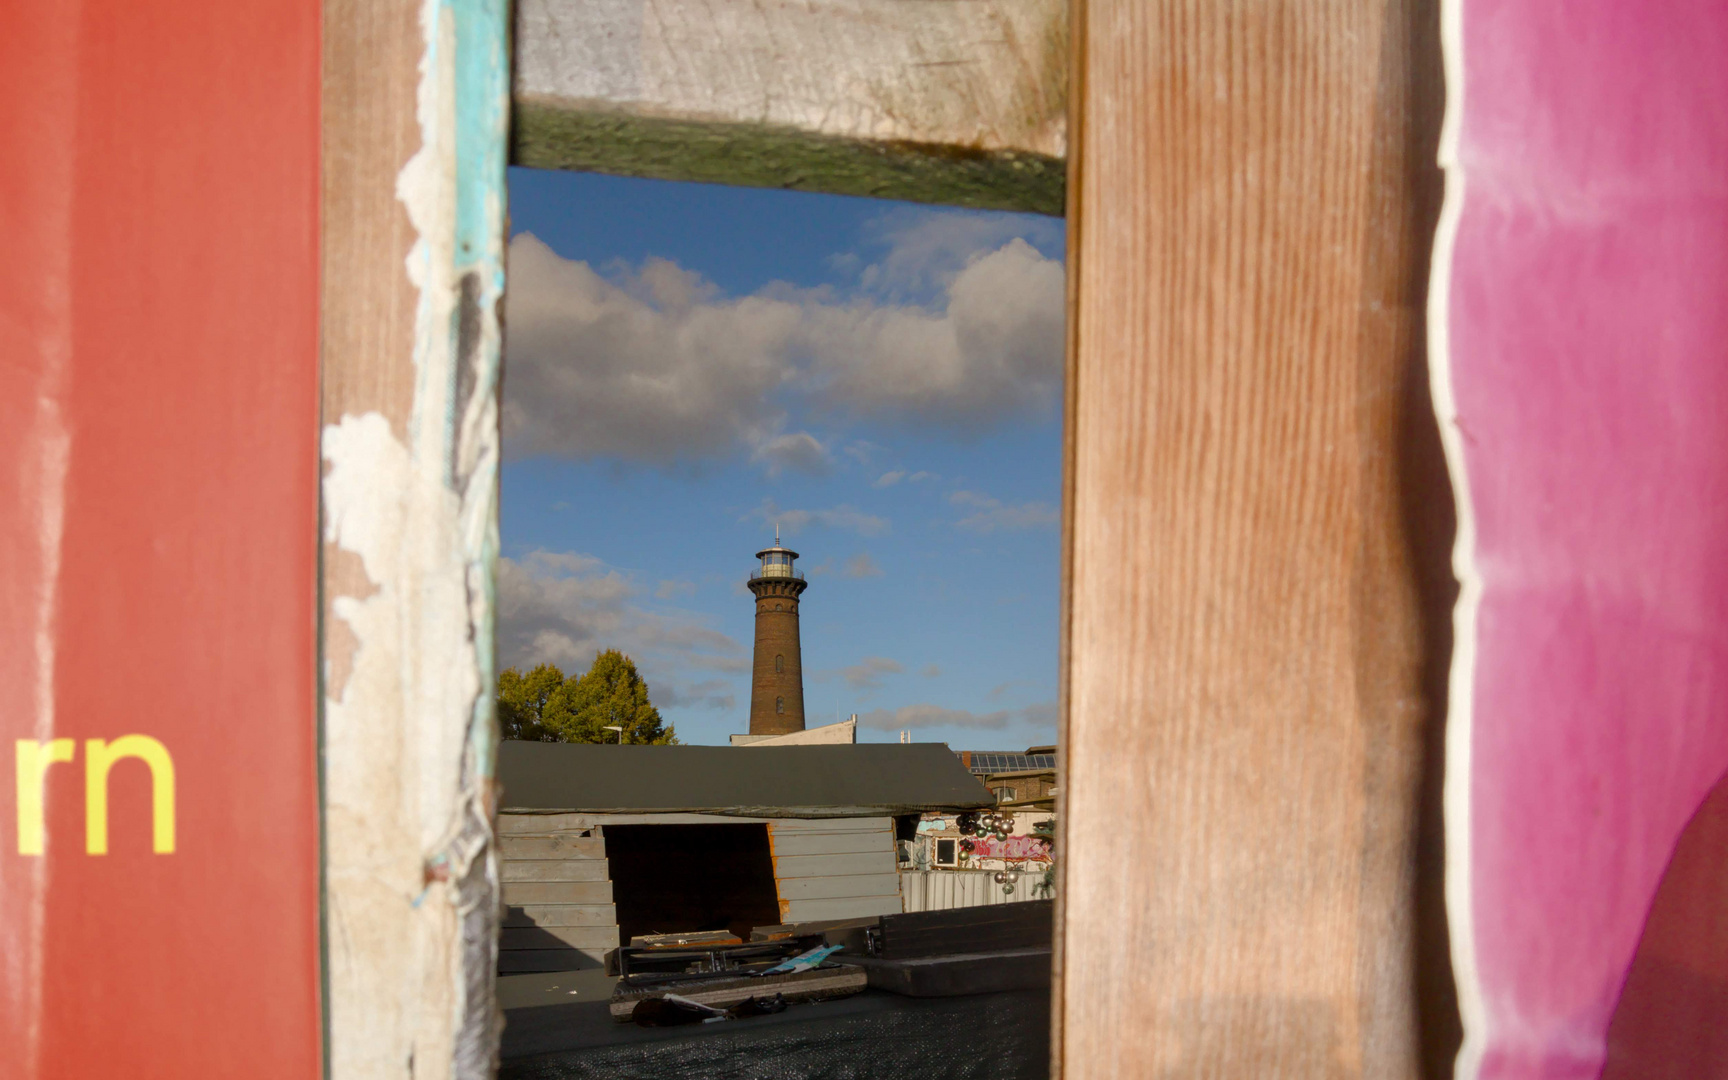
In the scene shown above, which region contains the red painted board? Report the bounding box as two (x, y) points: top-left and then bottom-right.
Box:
(1435, 0), (1728, 1077)
(0, 1), (321, 1077)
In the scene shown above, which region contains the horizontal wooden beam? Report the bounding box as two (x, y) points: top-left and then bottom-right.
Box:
(512, 0), (1068, 215)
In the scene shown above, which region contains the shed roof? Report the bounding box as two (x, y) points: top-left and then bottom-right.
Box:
(497, 742), (995, 818)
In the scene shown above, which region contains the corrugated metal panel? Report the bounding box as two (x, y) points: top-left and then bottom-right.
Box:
(899, 870), (1053, 913)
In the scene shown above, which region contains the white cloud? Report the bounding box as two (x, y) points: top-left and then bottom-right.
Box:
(949, 490), (1060, 532)
(872, 469), (934, 488)
(657, 679), (737, 711)
(818, 657), (904, 691)
(802, 239), (1064, 431)
(844, 441), (883, 466)
(501, 225), (1065, 466)
(750, 431), (831, 477)
(655, 579), (696, 600)
(855, 701), (1056, 731)
(745, 498), (888, 537)
(502, 237), (797, 464)
(988, 679), (1038, 701)
(497, 550), (748, 711)
(843, 552), (883, 578)
(854, 208), (1064, 302)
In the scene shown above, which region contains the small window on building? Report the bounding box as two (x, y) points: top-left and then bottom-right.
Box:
(774, 602), (782, 611)
(775, 654), (784, 673)
(776, 697), (784, 713)
(935, 838), (957, 866)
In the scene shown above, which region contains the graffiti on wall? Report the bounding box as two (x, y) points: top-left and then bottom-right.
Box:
(959, 834), (1052, 861)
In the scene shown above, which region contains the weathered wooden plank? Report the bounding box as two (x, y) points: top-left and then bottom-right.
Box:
(501, 904), (618, 929)
(771, 851), (897, 880)
(773, 874), (903, 903)
(764, 817), (894, 834)
(1058, 0), (1450, 1076)
(503, 881), (614, 906)
(320, 0), (510, 1076)
(496, 814), (599, 836)
(502, 813), (889, 832)
(499, 835), (605, 860)
(781, 895), (904, 924)
(499, 925), (620, 952)
(512, 0), (1069, 215)
(498, 949), (608, 974)
(500, 812), (771, 830)
(768, 830), (893, 858)
(500, 860), (610, 883)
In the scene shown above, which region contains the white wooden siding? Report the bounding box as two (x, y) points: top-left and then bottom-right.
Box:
(768, 818), (904, 923)
(494, 812), (907, 968)
(496, 819), (617, 973)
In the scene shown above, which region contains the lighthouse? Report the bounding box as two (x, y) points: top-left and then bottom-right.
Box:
(746, 529), (808, 736)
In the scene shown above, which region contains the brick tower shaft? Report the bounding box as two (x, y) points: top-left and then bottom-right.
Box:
(746, 537), (808, 736)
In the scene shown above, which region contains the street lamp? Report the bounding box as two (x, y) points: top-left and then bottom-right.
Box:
(603, 725), (624, 744)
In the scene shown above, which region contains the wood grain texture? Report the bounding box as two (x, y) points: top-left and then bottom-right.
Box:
(513, 0), (1068, 214)
(1057, 0), (1453, 1076)
(502, 880), (615, 906)
(498, 925), (620, 951)
(773, 873), (903, 903)
(778, 896), (905, 923)
(502, 904), (620, 928)
(767, 831), (894, 857)
(499, 835), (606, 860)
(501, 859), (611, 883)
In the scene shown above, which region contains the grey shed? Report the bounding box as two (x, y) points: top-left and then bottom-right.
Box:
(496, 743), (994, 973)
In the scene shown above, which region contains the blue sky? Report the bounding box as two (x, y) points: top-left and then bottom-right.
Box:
(501, 168), (1063, 748)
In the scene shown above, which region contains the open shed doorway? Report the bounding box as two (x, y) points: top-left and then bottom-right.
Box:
(603, 824), (783, 944)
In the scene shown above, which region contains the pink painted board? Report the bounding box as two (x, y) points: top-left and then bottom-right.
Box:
(1434, 0), (1728, 1076)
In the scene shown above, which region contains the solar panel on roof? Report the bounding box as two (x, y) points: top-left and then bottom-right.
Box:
(955, 749), (1058, 775)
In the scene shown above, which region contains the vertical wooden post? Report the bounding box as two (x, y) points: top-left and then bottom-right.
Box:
(1058, 0), (1452, 1075)
(321, 0), (509, 1075)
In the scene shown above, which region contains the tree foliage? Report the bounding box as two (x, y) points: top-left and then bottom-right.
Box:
(496, 650), (677, 745)
(497, 663), (565, 742)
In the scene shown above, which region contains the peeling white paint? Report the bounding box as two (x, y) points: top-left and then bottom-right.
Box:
(1426, 0), (1487, 1075)
(321, 0), (505, 1074)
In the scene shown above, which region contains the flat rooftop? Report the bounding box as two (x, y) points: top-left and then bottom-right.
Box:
(498, 742), (994, 818)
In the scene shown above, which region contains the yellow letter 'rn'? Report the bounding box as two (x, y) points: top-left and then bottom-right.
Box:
(85, 736), (176, 855)
(16, 739), (76, 855)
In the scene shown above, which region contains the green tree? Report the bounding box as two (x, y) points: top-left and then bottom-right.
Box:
(496, 651), (677, 744)
(544, 649), (677, 744)
(496, 663), (565, 742)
